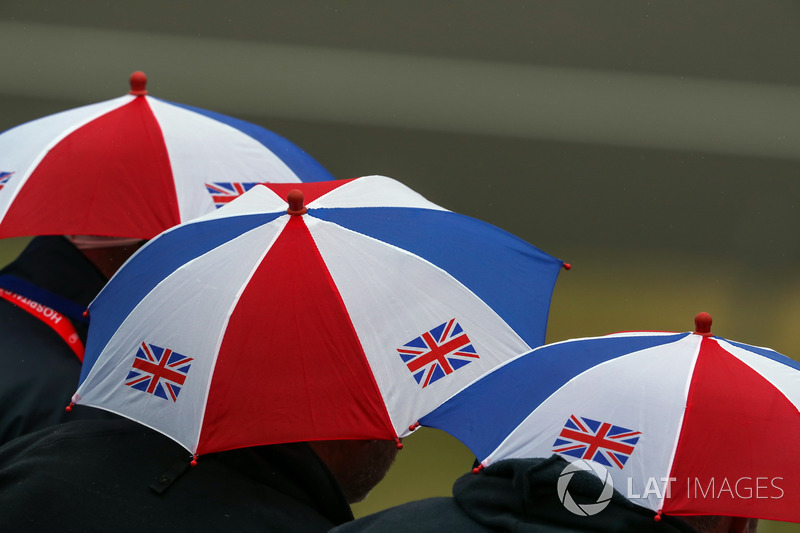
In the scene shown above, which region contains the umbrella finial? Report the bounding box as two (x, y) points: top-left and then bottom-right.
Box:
(129, 71), (148, 96)
(286, 189), (308, 216)
(694, 312), (713, 336)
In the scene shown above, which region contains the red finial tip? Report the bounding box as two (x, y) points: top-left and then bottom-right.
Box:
(286, 189), (307, 216)
(472, 464), (485, 474)
(563, 263), (572, 270)
(408, 422), (420, 431)
(129, 71), (148, 95)
(65, 402), (74, 412)
(190, 455), (198, 467)
(694, 312), (713, 336)
(395, 438), (404, 450)
(654, 510), (663, 522)
(82, 309), (90, 318)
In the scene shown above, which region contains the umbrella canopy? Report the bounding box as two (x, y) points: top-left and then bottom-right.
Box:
(0, 71), (333, 239)
(71, 175), (566, 458)
(419, 313), (800, 523)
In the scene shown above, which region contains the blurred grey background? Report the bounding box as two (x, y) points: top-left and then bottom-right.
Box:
(2, 2), (799, 529)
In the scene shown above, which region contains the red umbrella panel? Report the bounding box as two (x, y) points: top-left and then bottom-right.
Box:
(0, 72), (333, 239)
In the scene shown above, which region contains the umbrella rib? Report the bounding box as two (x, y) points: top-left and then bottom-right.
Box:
(0, 96), (135, 222)
(136, 97), (181, 225)
(658, 333), (704, 513)
(192, 216), (290, 454)
(474, 343), (670, 467)
(302, 217), (403, 438)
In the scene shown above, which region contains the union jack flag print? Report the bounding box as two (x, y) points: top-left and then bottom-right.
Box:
(0, 171), (13, 191)
(397, 319), (479, 388)
(205, 182), (261, 208)
(125, 342), (193, 402)
(552, 414), (641, 469)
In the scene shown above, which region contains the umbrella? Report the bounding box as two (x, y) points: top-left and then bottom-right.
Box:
(419, 312), (800, 523)
(70, 175), (567, 459)
(0, 71), (333, 239)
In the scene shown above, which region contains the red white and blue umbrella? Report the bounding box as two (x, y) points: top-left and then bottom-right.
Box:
(0, 71), (333, 239)
(419, 313), (800, 523)
(71, 175), (567, 458)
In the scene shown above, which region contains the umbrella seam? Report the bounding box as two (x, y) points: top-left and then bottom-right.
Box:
(0, 95), (135, 224)
(138, 97), (187, 226)
(715, 337), (800, 414)
(307, 215), (529, 437)
(193, 215), (290, 454)
(303, 215), (397, 439)
(658, 332), (703, 512)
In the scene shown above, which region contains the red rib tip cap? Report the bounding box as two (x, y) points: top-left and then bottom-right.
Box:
(129, 71), (148, 95)
(694, 312), (713, 336)
(286, 190), (307, 215)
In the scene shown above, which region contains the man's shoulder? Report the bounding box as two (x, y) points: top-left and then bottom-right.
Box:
(0, 420), (341, 531)
(0, 418), (172, 461)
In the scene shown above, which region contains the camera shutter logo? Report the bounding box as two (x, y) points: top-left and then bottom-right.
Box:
(557, 459), (615, 516)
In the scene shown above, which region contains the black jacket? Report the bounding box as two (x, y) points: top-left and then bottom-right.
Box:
(333, 456), (697, 533)
(0, 418), (354, 532)
(0, 236), (113, 445)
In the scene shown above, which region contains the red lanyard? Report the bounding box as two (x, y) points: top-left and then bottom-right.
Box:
(0, 288), (85, 361)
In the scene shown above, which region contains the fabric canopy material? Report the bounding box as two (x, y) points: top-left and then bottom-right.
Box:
(420, 313), (800, 523)
(72, 176), (566, 457)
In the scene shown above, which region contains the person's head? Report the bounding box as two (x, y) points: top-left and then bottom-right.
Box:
(65, 235), (146, 279)
(309, 439), (400, 504)
(679, 515), (758, 533)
